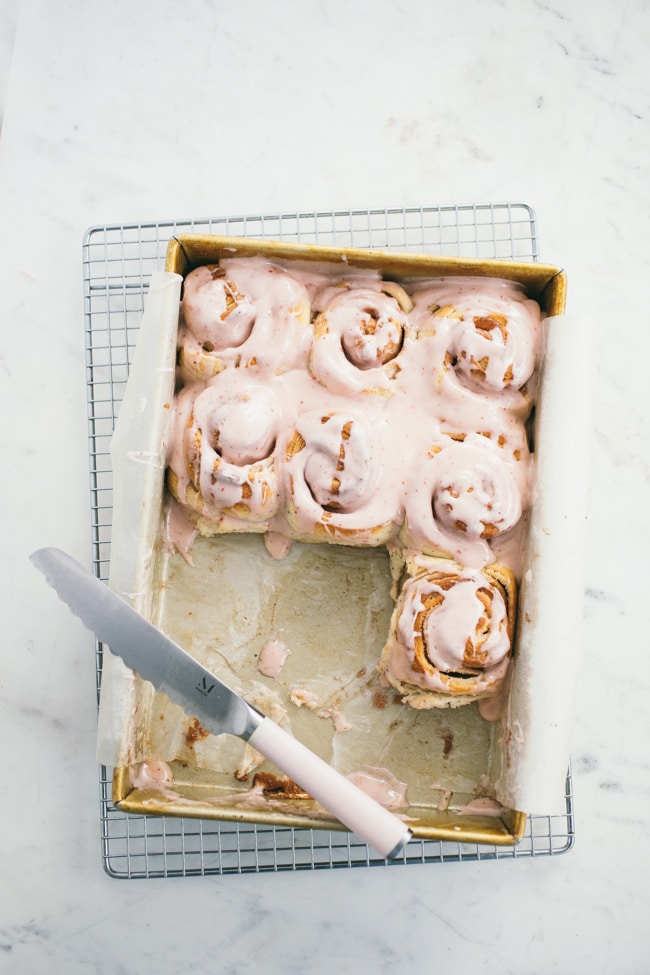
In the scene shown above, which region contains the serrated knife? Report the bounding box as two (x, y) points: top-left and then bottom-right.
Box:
(31, 547), (411, 859)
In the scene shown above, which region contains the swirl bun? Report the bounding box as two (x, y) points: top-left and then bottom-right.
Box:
(410, 277), (540, 396)
(165, 257), (546, 715)
(309, 284), (412, 395)
(178, 259), (311, 382)
(403, 433), (527, 567)
(281, 410), (400, 545)
(178, 265), (257, 380)
(379, 561), (516, 707)
(166, 372), (282, 530)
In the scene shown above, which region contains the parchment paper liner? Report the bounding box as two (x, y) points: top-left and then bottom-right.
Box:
(97, 244), (587, 844)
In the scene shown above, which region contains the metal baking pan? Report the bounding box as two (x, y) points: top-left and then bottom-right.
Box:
(101, 229), (566, 849)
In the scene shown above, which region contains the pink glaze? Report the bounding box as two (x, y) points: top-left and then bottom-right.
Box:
(167, 258), (542, 709)
(402, 431), (529, 569)
(285, 684), (351, 730)
(177, 258), (312, 381)
(478, 684), (509, 722)
(408, 276), (540, 395)
(310, 286), (410, 395)
(318, 707), (352, 732)
(257, 639), (292, 679)
(130, 760), (175, 791)
(163, 497), (199, 565)
(168, 259), (539, 567)
(430, 786), (453, 811)
(458, 796), (505, 817)
(346, 767), (409, 809)
(167, 370), (282, 526)
(181, 264), (257, 349)
(382, 567), (511, 696)
(264, 531), (293, 560)
(289, 687), (321, 709)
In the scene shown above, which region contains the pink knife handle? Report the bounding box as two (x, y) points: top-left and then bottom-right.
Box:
(248, 717), (411, 859)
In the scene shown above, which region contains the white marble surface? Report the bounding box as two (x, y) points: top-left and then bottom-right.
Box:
(1, 0), (648, 970)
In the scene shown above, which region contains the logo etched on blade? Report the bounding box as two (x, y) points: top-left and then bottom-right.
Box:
(196, 676), (216, 696)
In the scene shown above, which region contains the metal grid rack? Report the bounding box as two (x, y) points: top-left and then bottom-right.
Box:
(83, 203), (574, 879)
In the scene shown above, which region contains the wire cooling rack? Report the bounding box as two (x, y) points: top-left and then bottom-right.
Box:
(83, 203), (575, 879)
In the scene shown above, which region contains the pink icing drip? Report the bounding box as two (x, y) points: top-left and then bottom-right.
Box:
(385, 569), (511, 695)
(130, 760), (175, 791)
(257, 639), (292, 679)
(346, 768), (409, 809)
(164, 498), (198, 565)
(458, 796), (505, 817)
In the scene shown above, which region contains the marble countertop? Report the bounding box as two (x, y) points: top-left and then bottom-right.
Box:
(1, 0), (648, 971)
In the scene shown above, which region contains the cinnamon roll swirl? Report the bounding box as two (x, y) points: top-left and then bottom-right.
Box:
(281, 410), (399, 545)
(177, 258), (311, 382)
(402, 433), (528, 568)
(309, 283), (412, 396)
(177, 264), (256, 381)
(379, 560), (516, 708)
(166, 372), (282, 532)
(410, 277), (541, 399)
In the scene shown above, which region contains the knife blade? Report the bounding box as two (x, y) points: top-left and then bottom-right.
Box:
(31, 547), (412, 860)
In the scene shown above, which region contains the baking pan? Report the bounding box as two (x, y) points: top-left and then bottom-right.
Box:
(100, 230), (567, 848)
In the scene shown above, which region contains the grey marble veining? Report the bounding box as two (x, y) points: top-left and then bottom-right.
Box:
(1, 0), (649, 971)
